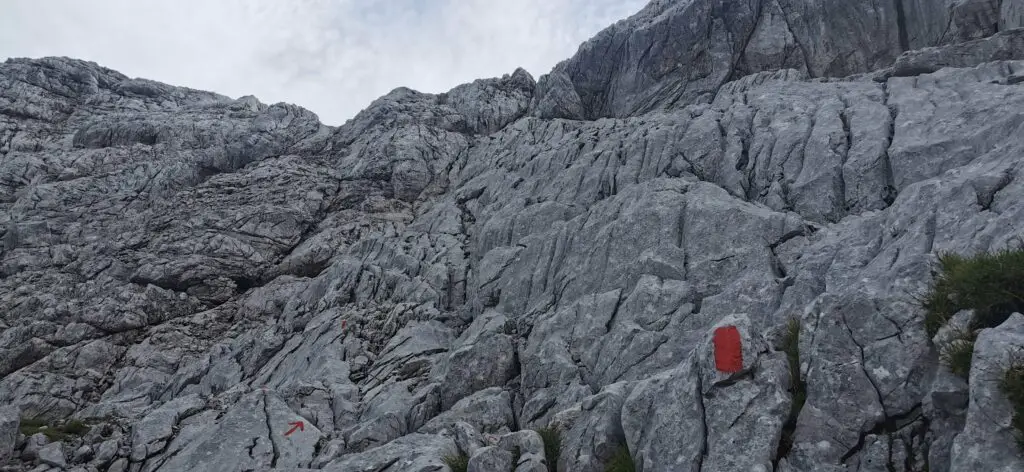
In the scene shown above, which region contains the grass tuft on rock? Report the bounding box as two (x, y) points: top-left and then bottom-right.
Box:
(19, 417), (91, 442)
(922, 248), (1024, 338)
(940, 327), (978, 380)
(604, 443), (636, 472)
(442, 452), (469, 472)
(1001, 354), (1024, 449)
(776, 317), (806, 462)
(536, 426), (562, 472)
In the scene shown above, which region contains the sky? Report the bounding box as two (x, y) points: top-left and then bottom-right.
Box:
(0, 0), (647, 125)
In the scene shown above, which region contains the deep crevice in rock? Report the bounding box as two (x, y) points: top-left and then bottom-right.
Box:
(840, 404), (923, 463)
(894, 0), (911, 52)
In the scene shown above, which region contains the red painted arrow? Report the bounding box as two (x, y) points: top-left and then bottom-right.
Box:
(284, 421), (304, 437)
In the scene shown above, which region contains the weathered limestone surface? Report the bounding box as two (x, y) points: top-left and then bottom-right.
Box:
(4, 1), (1024, 471)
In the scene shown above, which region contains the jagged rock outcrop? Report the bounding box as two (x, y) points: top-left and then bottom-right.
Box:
(3, 1), (1024, 471)
(533, 0), (1024, 119)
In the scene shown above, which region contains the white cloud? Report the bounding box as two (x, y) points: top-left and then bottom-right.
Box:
(0, 0), (646, 125)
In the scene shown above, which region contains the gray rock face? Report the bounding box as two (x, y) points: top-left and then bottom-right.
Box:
(147, 391), (323, 471)
(4, 1), (1024, 472)
(129, 394), (205, 462)
(556, 382), (631, 472)
(1005, 1), (1024, 29)
(92, 439), (118, 465)
(0, 404), (18, 462)
(107, 458), (128, 472)
(319, 433), (455, 472)
(924, 311), (972, 472)
(467, 445), (513, 472)
(21, 433), (48, 461)
(887, 29), (1024, 79)
(950, 314), (1024, 472)
(531, 0), (1024, 120)
(497, 430), (548, 472)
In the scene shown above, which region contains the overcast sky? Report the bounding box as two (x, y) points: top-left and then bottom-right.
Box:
(0, 0), (646, 125)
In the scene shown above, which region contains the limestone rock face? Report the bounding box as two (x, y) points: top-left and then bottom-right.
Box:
(0, 404), (18, 462)
(4, 1), (1024, 472)
(532, 0), (1024, 120)
(950, 314), (1024, 472)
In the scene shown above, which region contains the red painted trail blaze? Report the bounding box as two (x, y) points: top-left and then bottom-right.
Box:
(284, 421), (305, 437)
(713, 326), (744, 373)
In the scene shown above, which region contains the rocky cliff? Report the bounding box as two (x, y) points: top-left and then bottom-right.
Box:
(3, 0), (1024, 471)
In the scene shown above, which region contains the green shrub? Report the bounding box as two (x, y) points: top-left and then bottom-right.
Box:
(776, 317), (806, 461)
(922, 248), (1024, 338)
(442, 452), (469, 472)
(536, 426), (562, 472)
(1001, 355), (1024, 449)
(604, 443), (636, 472)
(940, 327), (978, 379)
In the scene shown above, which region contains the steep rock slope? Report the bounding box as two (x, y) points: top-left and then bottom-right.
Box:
(2, 1), (1024, 472)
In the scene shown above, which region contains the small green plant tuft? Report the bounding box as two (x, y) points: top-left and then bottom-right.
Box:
(536, 426), (562, 472)
(940, 327), (979, 380)
(19, 417), (92, 443)
(776, 317), (806, 462)
(19, 417), (46, 429)
(922, 248), (1024, 338)
(604, 443), (636, 472)
(442, 452), (469, 472)
(62, 419), (90, 436)
(1001, 354), (1024, 449)
(19, 418), (47, 439)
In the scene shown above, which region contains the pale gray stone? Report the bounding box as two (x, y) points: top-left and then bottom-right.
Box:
(129, 394), (204, 461)
(149, 391), (323, 471)
(495, 430), (547, 472)
(309, 438), (346, 469)
(434, 312), (518, 409)
(556, 383), (631, 472)
(950, 314), (1024, 472)
(320, 433), (456, 472)
(621, 357), (704, 472)
(0, 405), (18, 462)
(92, 439), (118, 465)
(419, 388), (514, 435)
(467, 445), (513, 472)
(1005, 0), (1024, 29)
(72, 444), (92, 463)
(37, 441), (66, 468)
(21, 433), (48, 461)
(106, 458), (128, 472)
(888, 29), (1024, 78)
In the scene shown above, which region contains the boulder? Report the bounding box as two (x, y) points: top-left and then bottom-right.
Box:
(37, 441), (66, 468)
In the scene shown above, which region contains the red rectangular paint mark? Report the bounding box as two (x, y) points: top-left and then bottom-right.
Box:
(713, 326), (744, 373)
